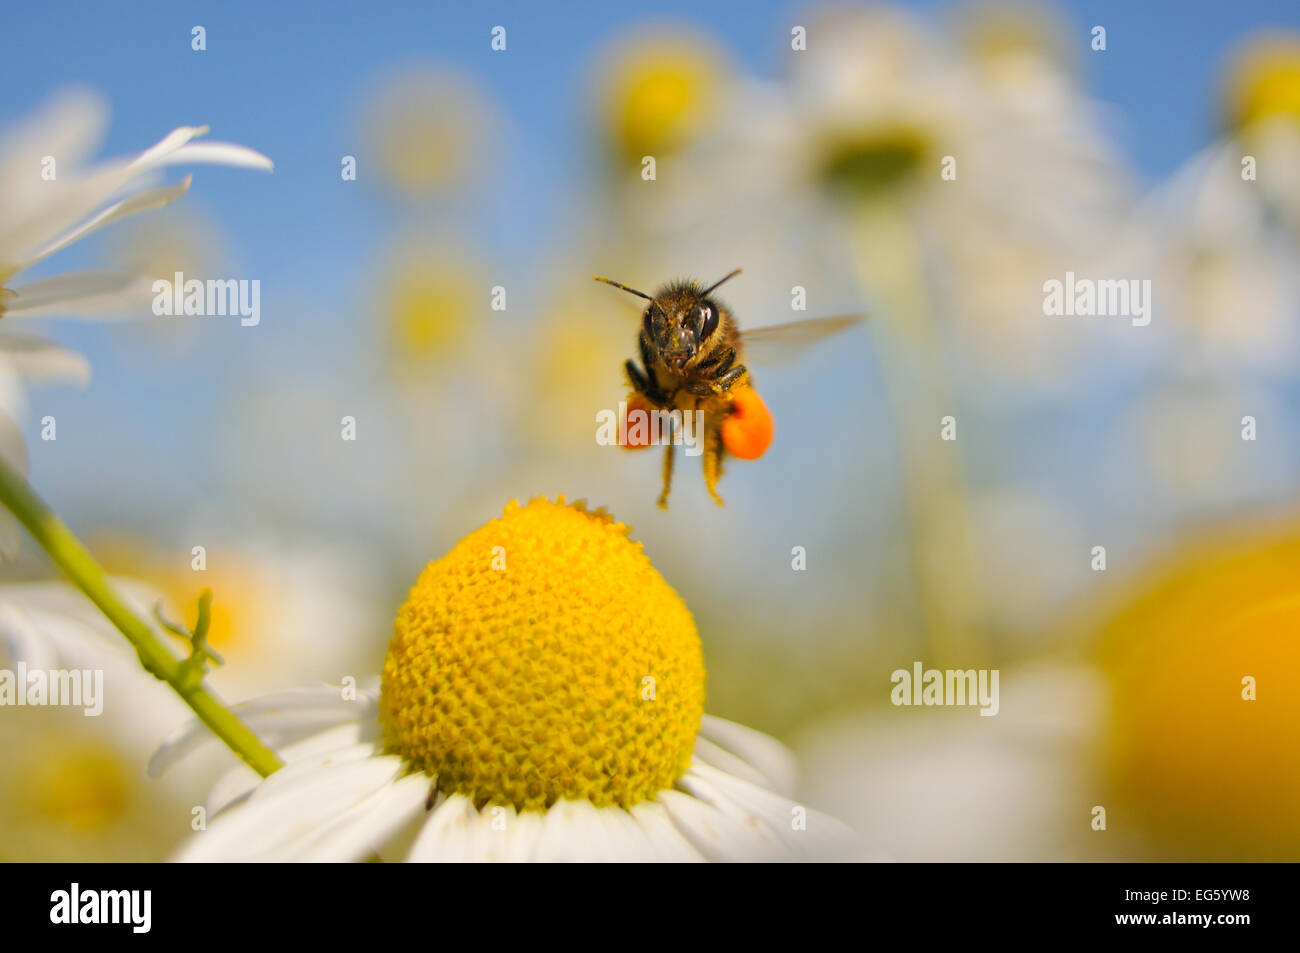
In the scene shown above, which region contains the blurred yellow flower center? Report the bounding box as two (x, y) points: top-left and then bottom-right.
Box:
(1224, 35), (1300, 129)
(605, 41), (719, 164)
(817, 124), (933, 199)
(1098, 520), (1300, 858)
(91, 534), (251, 656)
(388, 267), (472, 362)
(26, 747), (130, 831)
(379, 497), (706, 811)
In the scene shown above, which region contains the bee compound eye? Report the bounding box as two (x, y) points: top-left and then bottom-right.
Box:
(699, 303), (718, 339)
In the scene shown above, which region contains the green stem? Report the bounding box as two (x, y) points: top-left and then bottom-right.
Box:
(851, 201), (987, 667)
(0, 455), (282, 778)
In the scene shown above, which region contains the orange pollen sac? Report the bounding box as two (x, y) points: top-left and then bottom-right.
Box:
(622, 393), (656, 449)
(721, 385), (773, 460)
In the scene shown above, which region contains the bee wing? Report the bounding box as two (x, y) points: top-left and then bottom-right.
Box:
(738, 314), (866, 365)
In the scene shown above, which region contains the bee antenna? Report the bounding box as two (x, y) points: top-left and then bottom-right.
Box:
(701, 268), (743, 297)
(593, 275), (653, 301)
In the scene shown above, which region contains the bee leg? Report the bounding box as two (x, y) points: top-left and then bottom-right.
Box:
(715, 364), (747, 392)
(684, 359), (747, 397)
(625, 358), (649, 395)
(702, 424), (726, 506)
(711, 348), (737, 376)
(640, 334), (667, 399)
(658, 443), (674, 509)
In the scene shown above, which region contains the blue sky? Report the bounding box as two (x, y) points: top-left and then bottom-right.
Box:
(6, 0), (1299, 288)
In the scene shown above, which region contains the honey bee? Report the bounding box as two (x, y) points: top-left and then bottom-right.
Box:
(594, 269), (861, 508)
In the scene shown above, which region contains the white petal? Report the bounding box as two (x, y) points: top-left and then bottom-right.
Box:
(697, 714), (798, 798)
(0, 580), (145, 666)
(126, 126), (210, 172)
(0, 165), (150, 271)
(1, 276), (155, 318)
(692, 735), (782, 796)
(210, 729), (379, 816)
(0, 89), (108, 235)
(0, 602), (63, 672)
(656, 785), (789, 862)
(19, 179), (191, 270)
(292, 773), (429, 862)
(586, 803), (670, 861)
(407, 794), (479, 862)
(173, 757), (403, 861)
(495, 808), (547, 861)
(1, 125), (269, 273)
(530, 800), (619, 862)
(158, 142), (273, 172)
(626, 800), (706, 861)
(0, 333), (90, 385)
(148, 685), (376, 778)
(681, 761), (873, 861)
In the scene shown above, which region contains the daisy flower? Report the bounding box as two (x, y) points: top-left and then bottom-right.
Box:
(0, 89), (272, 462)
(793, 662), (1107, 862)
(158, 498), (869, 862)
(1144, 32), (1300, 375)
(1095, 514), (1300, 860)
(593, 27), (727, 171)
(91, 532), (388, 703)
(360, 68), (496, 200)
(0, 704), (197, 862)
(0, 577), (193, 756)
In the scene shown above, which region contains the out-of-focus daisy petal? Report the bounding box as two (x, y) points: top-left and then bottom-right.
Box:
(3, 271), (149, 317)
(148, 687), (375, 779)
(21, 178), (192, 270)
(0, 89), (108, 233)
(0, 334), (91, 385)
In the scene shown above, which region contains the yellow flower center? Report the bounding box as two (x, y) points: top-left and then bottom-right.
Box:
(1098, 519), (1300, 858)
(379, 498), (706, 811)
(602, 35), (721, 166)
(382, 257), (477, 367)
(91, 533), (253, 656)
(25, 746), (130, 831)
(816, 124), (934, 200)
(1223, 34), (1300, 130)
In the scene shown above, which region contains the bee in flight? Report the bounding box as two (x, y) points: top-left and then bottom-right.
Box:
(594, 269), (861, 508)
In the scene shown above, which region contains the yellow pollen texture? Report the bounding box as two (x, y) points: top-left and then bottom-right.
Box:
(379, 497), (706, 811)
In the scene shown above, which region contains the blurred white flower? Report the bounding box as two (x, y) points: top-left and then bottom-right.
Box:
(1145, 34), (1300, 376)
(793, 662), (1109, 861)
(0, 578), (192, 757)
(795, 4), (1137, 384)
(359, 67), (497, 200)
(90, 533), (388, 703)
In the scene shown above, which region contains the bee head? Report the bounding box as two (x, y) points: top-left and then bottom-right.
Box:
(644, 289), (720, 370)
(594, 269), (742, 373)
